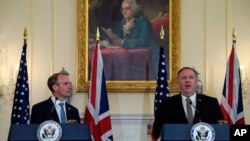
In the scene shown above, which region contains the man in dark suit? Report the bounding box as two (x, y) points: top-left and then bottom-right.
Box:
(152, 67), (224, 139)
(30, 69), (80, 124)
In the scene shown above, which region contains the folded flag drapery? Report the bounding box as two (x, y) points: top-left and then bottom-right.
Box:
(220, 33), (245, 125)
(84, 28), (113, 141)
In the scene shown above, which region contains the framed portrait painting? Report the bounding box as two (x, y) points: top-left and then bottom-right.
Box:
(77, 0), (180, 92)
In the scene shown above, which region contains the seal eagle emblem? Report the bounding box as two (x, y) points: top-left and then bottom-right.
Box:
(37, 120), (62, 141)
(191, 122), (215, 141)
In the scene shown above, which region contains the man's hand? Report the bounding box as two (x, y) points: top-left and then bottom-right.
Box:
(123, 18), (135, 35)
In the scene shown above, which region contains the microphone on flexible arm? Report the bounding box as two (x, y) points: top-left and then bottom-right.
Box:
(50, 97), (58, 120)
(189, 100), (202, 122)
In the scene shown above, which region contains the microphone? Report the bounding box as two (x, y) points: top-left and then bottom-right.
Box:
(189, 101), (202, 122)
(50, 97), (58, 120)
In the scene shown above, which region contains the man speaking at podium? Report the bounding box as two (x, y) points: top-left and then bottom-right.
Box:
(152, 67), (224, 139)
(30, 69), (80, 124)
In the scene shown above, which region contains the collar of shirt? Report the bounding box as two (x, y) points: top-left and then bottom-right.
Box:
(51, 96), (66, 105)
(51, 96), (67, 116)
(181, 93), (197, 105)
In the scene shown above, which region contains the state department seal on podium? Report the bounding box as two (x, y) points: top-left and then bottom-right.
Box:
(37, 120), (62, 141)
(191, 122), (215, 141)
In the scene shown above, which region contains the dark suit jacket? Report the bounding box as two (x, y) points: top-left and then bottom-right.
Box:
(152, 93), (224, 139)
(30, 97), (81, 124)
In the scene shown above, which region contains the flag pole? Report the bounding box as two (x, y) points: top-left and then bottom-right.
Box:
(24, 27), (27, 43)
(220, 28), (245, 125)
(152, 25), (170, 140)
(160, 25), (164, 47)
(232, 28), (236, 44)
(84, 26), (113, 140)
(11, 27), (30, 124)
(96, 27), (100, 41)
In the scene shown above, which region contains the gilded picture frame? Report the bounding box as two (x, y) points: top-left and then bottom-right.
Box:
(77, 0), (180, 92)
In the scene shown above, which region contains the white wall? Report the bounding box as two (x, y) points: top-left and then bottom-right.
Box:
(1, 0), (250, 140)
(0, 0), (31, 139)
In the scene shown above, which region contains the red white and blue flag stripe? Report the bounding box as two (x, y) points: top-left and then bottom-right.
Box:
(84, 41), (113, 141)
(220, 40), (245, 125)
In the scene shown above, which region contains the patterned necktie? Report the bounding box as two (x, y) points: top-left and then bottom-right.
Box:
(186, 97), (193, 124)
(59, 103), (66, 123)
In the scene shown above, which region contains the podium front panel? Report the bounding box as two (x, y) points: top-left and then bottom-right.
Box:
(161, 124), (230, 141)
(61, 124), (91, 140)
(8, 124), (38, 140)
(8, 124), (91, 141)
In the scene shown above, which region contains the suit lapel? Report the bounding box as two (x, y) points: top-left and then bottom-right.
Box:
(176, 94), (188, 122)
(65, 104), (71, 117)
(66, 103), (76, 121)
(196, 94), (203, 112)
(65, 103), (79, 123)
(194, 94), (203, 123)
(47, 98), (60, 123)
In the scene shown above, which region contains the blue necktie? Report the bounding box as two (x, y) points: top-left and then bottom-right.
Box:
(59, 103), (66, 123)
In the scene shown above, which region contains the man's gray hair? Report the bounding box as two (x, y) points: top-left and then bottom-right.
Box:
(122, 0), (141, 16)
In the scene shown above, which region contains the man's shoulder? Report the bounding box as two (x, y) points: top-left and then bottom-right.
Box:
(162, 94), (181, 104)
(136, 16), (150, 24)
(169, 93), (181, 99)
(66, 103), (78, 111)
(32, 98), (52, 108)
(197, 94), (218, 102)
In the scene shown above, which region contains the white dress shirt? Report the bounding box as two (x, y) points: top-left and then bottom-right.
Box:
(181, 93), (197, 117)
(51, 96), (67, 123)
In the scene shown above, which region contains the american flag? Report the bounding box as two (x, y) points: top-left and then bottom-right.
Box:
(84, 41), (113, 141)
(154, 46), (170, 116)
(220, 39), (245, 124)
(11, 40), (30, 124)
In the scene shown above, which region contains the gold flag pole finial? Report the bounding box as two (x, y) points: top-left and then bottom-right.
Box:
(160, 25), (165, 46)
(24, 27), (27, 41)
(232, 28), (236, 42)
(60, 67), (69, 75)
(96, 27), (100, 41)
(160, 25), (165, 40)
